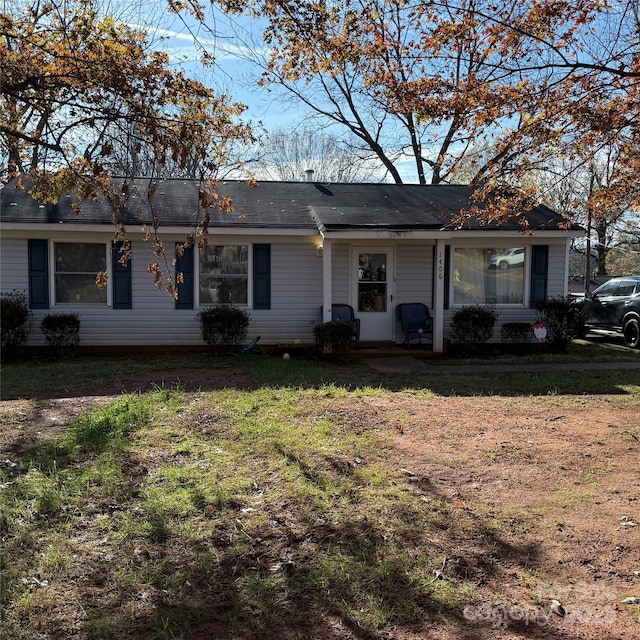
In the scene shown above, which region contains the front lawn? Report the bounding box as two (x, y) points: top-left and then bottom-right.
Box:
(1, 345), (639, 639)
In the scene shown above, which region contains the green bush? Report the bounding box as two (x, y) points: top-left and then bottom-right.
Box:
(40, 313), (80, 359)
(450, 305), (497, 344)
(313, 321), (354, 362)
(1, 291), (32, 360)
(536, 297), (584, 352)
(501, 322), (533, 344)
(198, 305), (250, 353)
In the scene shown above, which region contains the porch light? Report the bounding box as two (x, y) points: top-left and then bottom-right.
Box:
(315, 244), (323, 257)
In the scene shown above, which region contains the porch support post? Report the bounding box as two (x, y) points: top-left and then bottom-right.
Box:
(321, 238), (333, 323)
(433, 239), (446, 353)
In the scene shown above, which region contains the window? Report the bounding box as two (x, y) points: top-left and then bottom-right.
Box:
(614, 281), (637, 297)
(357, 252), (388, 312)
(454, 247), (525, 305)
(199, 245), (248, 305)
(593, 280), (618, 297)
(54, 242), (107, 304)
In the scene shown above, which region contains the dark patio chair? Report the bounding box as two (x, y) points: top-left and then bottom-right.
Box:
(396, 303), (433, 348)
(331, 303), (360, 348)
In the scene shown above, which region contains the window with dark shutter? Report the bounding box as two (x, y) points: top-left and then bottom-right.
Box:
(252, 244), (271, 310)
(530, 245), (549, 307)
(28, 239), (49, 309)
(175, 244), (194, 309)
(112, 242), (132, 309)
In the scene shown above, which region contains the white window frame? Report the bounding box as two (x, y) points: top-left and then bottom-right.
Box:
(196, 243), (252, 308)
(451, 244), (530, 307)
(50, 240), (111, 307)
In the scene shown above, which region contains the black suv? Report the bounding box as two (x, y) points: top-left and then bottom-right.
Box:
(578, 276), (640, 348)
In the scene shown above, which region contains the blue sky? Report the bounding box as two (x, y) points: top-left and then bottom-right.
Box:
(138, 6), (413, 181)
(141, 7), (299, 130)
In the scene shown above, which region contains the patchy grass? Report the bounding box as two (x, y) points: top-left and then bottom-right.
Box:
(2, 336), (639, 401)
(0, 352), (220, 400)
(0, 385), (478, 639)
(244, 356), (640, 397)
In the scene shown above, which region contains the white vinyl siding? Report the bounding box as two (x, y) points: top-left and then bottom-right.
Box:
(546, 242), (569, 298)
(249, 240), (323, 344)
(89, 238), (324, 346)
(1, 232), (571, 348)
(394, 244), (434, 344)
(330, 244), (350, 303)
(0, 237), (29, 291)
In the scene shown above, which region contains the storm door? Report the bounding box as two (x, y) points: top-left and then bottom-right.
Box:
(353, 248), (394, 341)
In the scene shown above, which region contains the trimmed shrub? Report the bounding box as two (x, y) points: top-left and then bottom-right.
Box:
(313, 320), (354, 362)
(536, 296), (584, 352)
(501, 322), (533, 344)
(40, 313), (80, 359)
(1, 291), (32, 360)
(451, 305), (497, 344)
(198, 305), (249, 353)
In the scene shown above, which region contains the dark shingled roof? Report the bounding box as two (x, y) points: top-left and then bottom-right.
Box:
(1, 178), (572, 232)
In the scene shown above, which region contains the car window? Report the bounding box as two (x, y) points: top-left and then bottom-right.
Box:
(615, 282), (636, 296)
(594, 281), (618, 296)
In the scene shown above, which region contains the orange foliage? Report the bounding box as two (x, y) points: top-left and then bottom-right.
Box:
(205, 0), (638, 225)
(1, 0), (254, 295)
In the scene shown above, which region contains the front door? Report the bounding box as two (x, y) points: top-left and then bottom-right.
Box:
(353, 248), (394, 341)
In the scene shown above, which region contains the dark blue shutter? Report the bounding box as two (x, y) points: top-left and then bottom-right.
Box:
(253, 244), (271, 310)
(530, 245), (549, 307)
(28, 239), (49, 309)
(175, 244), (194, 309)
(112, 242), (132, 309)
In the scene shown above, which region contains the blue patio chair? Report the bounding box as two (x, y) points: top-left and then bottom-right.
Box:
(331, 303), (360, 348)
(396, 303), (433, 348)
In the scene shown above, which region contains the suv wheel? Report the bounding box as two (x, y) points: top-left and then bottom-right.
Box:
(498, 261), (509, 270)
(623, 318), (640, 349)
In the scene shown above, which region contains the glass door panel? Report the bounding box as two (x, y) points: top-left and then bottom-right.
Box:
(358, 253), (388, 312)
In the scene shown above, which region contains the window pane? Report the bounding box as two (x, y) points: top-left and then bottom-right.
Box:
(200, 245), (248, 305)
(454, 248), (524, 305)
(358, 282), (387, 311)
(54, 243), (106, 304)
(358, 253), (387, 282)
(201, 245), (248, 275)
(56, 274), (107, 304)
(358, 253), (387, 311)
(616, 282), (635, 296)
(55, 243), (106, 272)
(200, 277), (248, 304)
(594, 281), (618, 297)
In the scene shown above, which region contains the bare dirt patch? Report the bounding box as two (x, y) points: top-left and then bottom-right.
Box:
(332, 393), (640, 638)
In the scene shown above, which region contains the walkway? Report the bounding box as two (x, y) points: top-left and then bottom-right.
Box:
(366, 357), (640, 374)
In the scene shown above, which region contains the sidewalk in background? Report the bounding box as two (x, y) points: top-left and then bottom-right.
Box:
(366, 358), (640, 374)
